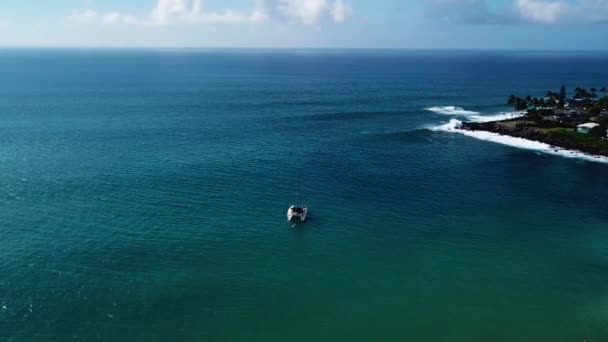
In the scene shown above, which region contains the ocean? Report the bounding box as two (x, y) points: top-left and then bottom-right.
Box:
(2, 49), (608, 341)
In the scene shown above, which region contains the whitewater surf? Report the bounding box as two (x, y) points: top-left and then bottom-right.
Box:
(427, 107), (608, 164)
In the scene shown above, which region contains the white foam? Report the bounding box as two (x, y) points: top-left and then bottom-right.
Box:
(432, 119), (608, 164)
(468, 111), (526, 123)
(429, 118), (463, 131)
(425, 106), (479, 116)
(426, 105), (527, 123)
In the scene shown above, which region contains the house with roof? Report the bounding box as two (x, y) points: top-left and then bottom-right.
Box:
(577, 123), (600, 134)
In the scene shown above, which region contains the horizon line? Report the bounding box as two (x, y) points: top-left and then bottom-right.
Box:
(0, 46), (607, 52)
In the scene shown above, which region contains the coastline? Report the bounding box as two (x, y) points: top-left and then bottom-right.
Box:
(431, 118), (608, 163)
(434, 118), (608, 163)
(461, 119), (608, 157)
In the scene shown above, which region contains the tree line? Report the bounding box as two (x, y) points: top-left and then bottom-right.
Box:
(507, 85), (608, 114)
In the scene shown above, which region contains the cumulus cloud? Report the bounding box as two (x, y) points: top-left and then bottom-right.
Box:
(579, 0), (608, 21)
(67, 0), (266, 26)
(424, 0), (608, 24)
(68, 9), (140, 25)
(514, 0), (568, 23)
(150, 0), (267, 25)
(67, 9), (100, 24)
(275, 0), (351, 24)
(515, 0), (608, 23)
(67, 0), (351, 27)
(331, 0), (353, 23)
(103, 13), (139, 25)
(277, 0), (328, 24)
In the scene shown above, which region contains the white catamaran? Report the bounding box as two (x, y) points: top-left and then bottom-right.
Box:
(287, 178), (308, 222)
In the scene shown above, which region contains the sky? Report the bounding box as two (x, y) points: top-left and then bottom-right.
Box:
(0, 0), (607, 49)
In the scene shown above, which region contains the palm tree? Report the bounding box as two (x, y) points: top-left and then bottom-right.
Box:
(559, 84), (567, 101)
(591, 88), (598, 99)
(507, 94), (516, 106)
(516, 98), (528, 112)
(532, 97), (540, 109)
(507, 95), (518, 118)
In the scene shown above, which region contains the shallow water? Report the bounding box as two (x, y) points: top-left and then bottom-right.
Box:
(1, 49), (608, 341)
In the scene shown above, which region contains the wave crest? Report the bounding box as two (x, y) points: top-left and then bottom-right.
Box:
(426, 105), (527, 123)
(429, 118), (463, 131)
(432, 119), (608, 164)
(425, 106), (479, 116)
(468, 111), (526, 123)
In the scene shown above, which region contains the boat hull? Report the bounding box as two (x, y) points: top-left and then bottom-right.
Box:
(287, 207), (308, 222)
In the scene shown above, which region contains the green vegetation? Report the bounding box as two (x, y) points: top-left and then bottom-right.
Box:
(506, 84), (608, 116)
(544, 128), (608, 149)
(462, 86), (608, 156)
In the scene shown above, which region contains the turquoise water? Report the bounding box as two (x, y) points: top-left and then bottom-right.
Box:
(2, 49), (608, 341)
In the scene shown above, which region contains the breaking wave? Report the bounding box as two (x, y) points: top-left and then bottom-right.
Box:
(468, 111), (526, 123)
(432, 119), (608, 164)
(426, 106), (479, 116)
(426, 105), (527, 123)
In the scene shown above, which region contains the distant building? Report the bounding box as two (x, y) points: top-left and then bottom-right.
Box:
(555, 108), (588, 116)
(577, 123), (600, 134)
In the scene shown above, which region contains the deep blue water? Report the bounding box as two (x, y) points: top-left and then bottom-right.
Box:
(2, 49), (608, 341)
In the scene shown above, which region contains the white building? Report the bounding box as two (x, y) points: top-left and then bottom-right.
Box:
(577, 123), (600, 134)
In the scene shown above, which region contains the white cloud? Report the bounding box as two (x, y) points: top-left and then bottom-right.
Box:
(576, 0), (608, 22)
(68, 9), (139, 25)
(277, 0), (327, 24)
(276, 0), (352, 24)
(150, 0), (268, 25)
(103, 13), (139, 25)
(515, 0), (567, 23)
(331, 0), (352, 23)
(65, 0), (352, 27)
(424, 0), (608, 24)
(515, 0), (608, 23)
(150, 0), (192, 24)
(67, 0), (271, 26)
(67, 9), (99, 24)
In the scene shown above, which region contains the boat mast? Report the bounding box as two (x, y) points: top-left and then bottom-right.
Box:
(296, 176), (300, 206)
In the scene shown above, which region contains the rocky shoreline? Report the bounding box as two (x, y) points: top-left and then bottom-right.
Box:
(461, 119), (608, 157)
